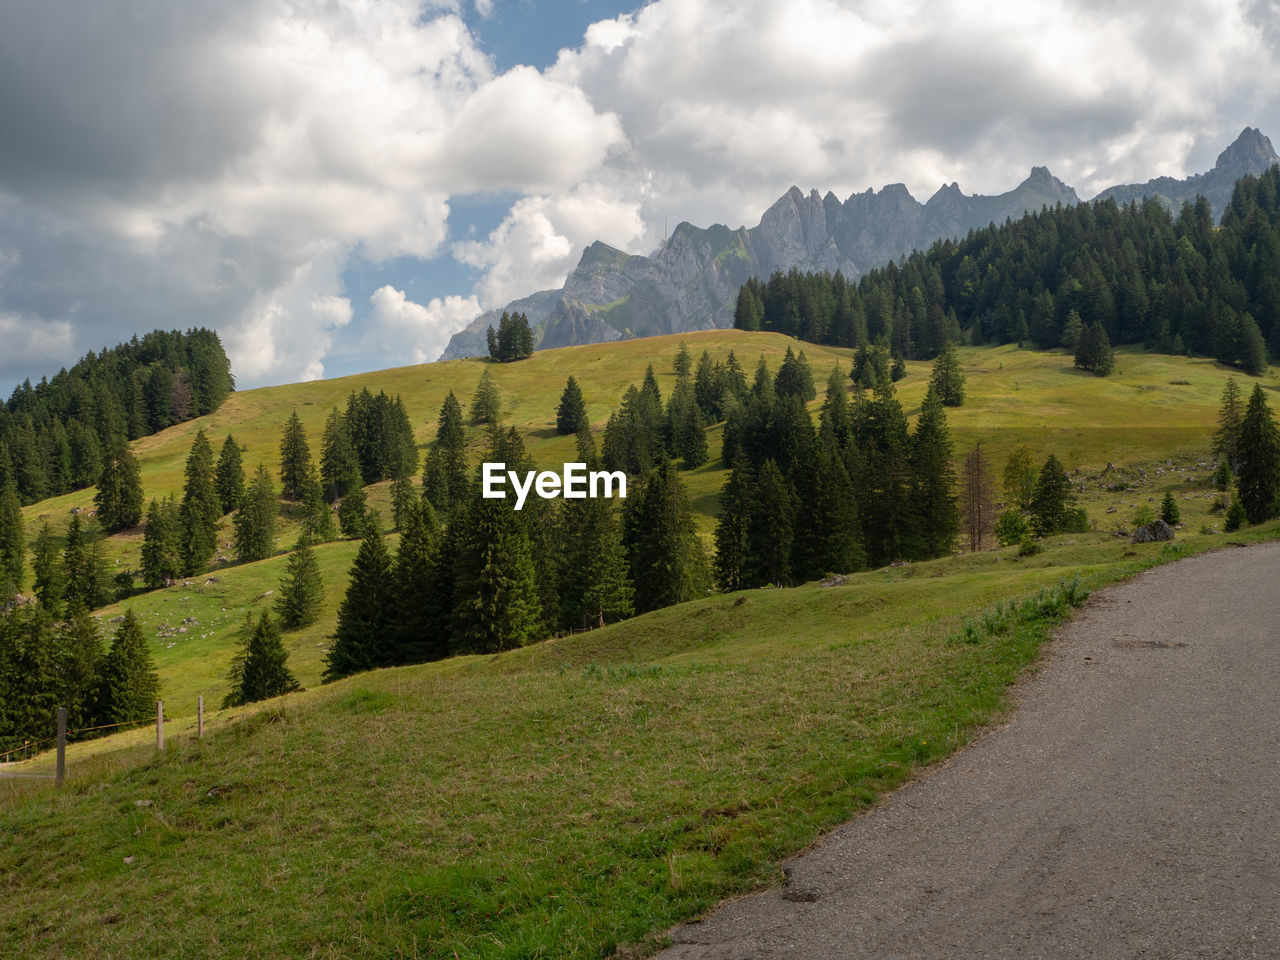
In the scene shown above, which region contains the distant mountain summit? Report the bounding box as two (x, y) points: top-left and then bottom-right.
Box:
(440, 130), (1276, 360)
(1094, 127), (1279, 219)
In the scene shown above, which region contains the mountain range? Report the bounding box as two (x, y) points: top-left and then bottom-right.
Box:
(440, 128), (1279, 360)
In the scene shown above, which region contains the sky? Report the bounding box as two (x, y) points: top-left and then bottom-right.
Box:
(1, 0), (1278, 394)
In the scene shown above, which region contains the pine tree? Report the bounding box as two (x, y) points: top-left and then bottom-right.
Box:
(299, 467), (337, 543)
(324, 525), (395, 680)
(774, 347), (816, 402)
(58, 602), (105, 730)
(668, 374), (708, 469)
(179, 428), (221, 575)
(94, 439), (144, 533)
(1160, 492), (1181, 526)
(214, 434), (245, 515)
(713, 457), (751, 592)
(140, 496), (182, 588)
(278, 411), (313, 502)
(745, 459), (794, 586)
(62, 515), (109, 610)
(1029, 454), (1075, 537)
(338, 484), (369, 538)
(1213, 378), (1244, 473)
(99, 610), (160, 724)
(471, 369), (501, 424)
(223, 611), (301, 707)
(1236, 384), (1280, 524)
(673, 341), (692, 378)
(320, 407), (361, 504)
(1075, 321), (1115, 375)
(819, 364), (851, 445)
(559, 436), (633, 630)
(1060, 310), (1085, 351)
(390, 474), (416, 531)
(31, 521), (64, 615)
(0, 484), (22, 595)
(233, 464), (278, 563)
(928, 341), (965, 406)
(912, 385), (958, 558)
(390, 499), (448, 663)
(556, 376), (588, 435)
(625, 461), (710, 612)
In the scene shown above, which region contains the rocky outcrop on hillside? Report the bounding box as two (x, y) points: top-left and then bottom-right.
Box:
(440, 129), (1276, 360)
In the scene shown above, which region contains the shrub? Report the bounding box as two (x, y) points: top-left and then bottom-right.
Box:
(995, 509), (1028, 547)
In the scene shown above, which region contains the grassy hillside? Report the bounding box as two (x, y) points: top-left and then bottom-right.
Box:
(5, 519), (1279, 959)
(11, 332), (1275, 716)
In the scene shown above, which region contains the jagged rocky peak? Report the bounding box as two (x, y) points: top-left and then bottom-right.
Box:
(1214, 127), (1279, 175)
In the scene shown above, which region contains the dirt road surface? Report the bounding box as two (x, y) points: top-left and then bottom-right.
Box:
(657, 543), (1280, 959)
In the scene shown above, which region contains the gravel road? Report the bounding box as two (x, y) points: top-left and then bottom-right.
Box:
(657, 542), (1280, 959)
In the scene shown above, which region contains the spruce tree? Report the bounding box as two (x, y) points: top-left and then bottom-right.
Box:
(450, 482), (542, 654)
(668, 374), (708, 468)
(214, 434), (245, 515)
(278, 411), (313, 502)
(324, 524), (395, 680)
(99, 610), (160, 724)
(556, 376), (589, 435)
(422, 392), (469, 518)
(179, 428), (221, 575)
(792, 443), (865, 579)
(390, 499), (448, 663)
(1236, 384), (1280, 524)
(713, 457), (751, 592)
(471, 368), (501, 424)
(0, 484), (22, 595)
(912, 385), (959, 558)
(819, 364), (851, 445)
(928, 341), (965, 406)
(140, 496), (182, 588)
(223, 611), (301, 707)
(746, 459), (794, 586)
(233, 464), (278, 563)
(1060, 310), (1085, 351)
(774, 347), (816, 402)
(673, 341), (692, 378)
(62, 515), (109, 610)
(275, 541), (324, 630)
(338, 484), (369, 538)
(1213, 378), (1244, 472)
(31, 520), (64, 615)
(625, 461), (710, 612)
(58, 602), (105, 730)
(1029, 454), (1075, 537)
(320, 407), (361, 503)
(94, 439), (144, 533)
(559, 434), (633, 630)
(390, 474), (416, 531)
(1160, 492), (1181, 526)
(299, 467), (337, 543)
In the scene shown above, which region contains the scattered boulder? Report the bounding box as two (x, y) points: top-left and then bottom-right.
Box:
(1132, 519), (1175, 543)
(819, 574), (849, 587)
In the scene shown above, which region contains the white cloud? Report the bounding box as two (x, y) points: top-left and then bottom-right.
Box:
(367, 286), (481, 363)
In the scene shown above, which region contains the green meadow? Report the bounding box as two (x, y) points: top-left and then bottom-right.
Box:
(3, 332), (1278, 958)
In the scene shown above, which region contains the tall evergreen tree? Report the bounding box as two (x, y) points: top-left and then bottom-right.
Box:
(99, 610), (160, 724)
(1075, 321), (1115, 375)
(625, 461), (710, 612)
(179, 428), (221, 575)
(668, 373), (708, 468)
(713, 457), (751, 592)
(1029, 454), (1076, 537)
(233, 464), (279, 563)
(556, 376), (589, 435)
(324, 524), (395, 680)
(422, 392), (470, 518)
(320, 407), (361, 504)
(390, 500), (448, 663)
(62, 515), (109, 610)
(1213, 378), (1245, 473)
(214, 434), (245, 515)
(299, 467), (337, 543)
(928, 341), (966, 406)
(337, 483), (370, 539)
(275, 541), (324, 630)
(278, 411), (313, 501)
(0, 484), (22, 595)
(774, 347), (816, 402)
(31, 520), (64, 615)
(58, 602), (105, 731)
(559, 435), (633, 630)
(94, 439), (144, 533)
(912, 385), (959, 558)
(471, 368), (501, 424)
(1236, 384), (1280, 524)
(673, 341), (693, 378)
(745, 459), (794, 586)
(140, 496), (182, 588)
(223, 611), (300, 707)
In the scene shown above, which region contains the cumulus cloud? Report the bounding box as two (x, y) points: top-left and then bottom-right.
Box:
(367, 286), (482, 364)
(0, 0), (1277, 390)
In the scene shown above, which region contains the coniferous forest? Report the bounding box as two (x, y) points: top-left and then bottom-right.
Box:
(0, 328), (233, 504)
(735, 168), (1280, 375)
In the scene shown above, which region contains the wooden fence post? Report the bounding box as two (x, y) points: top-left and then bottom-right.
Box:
(197, 696), (204, 739)
(56, 707), (66, 787)
(156, 701), (164, 751)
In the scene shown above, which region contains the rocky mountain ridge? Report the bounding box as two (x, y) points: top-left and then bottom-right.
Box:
(440, 128), (1278, 360)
